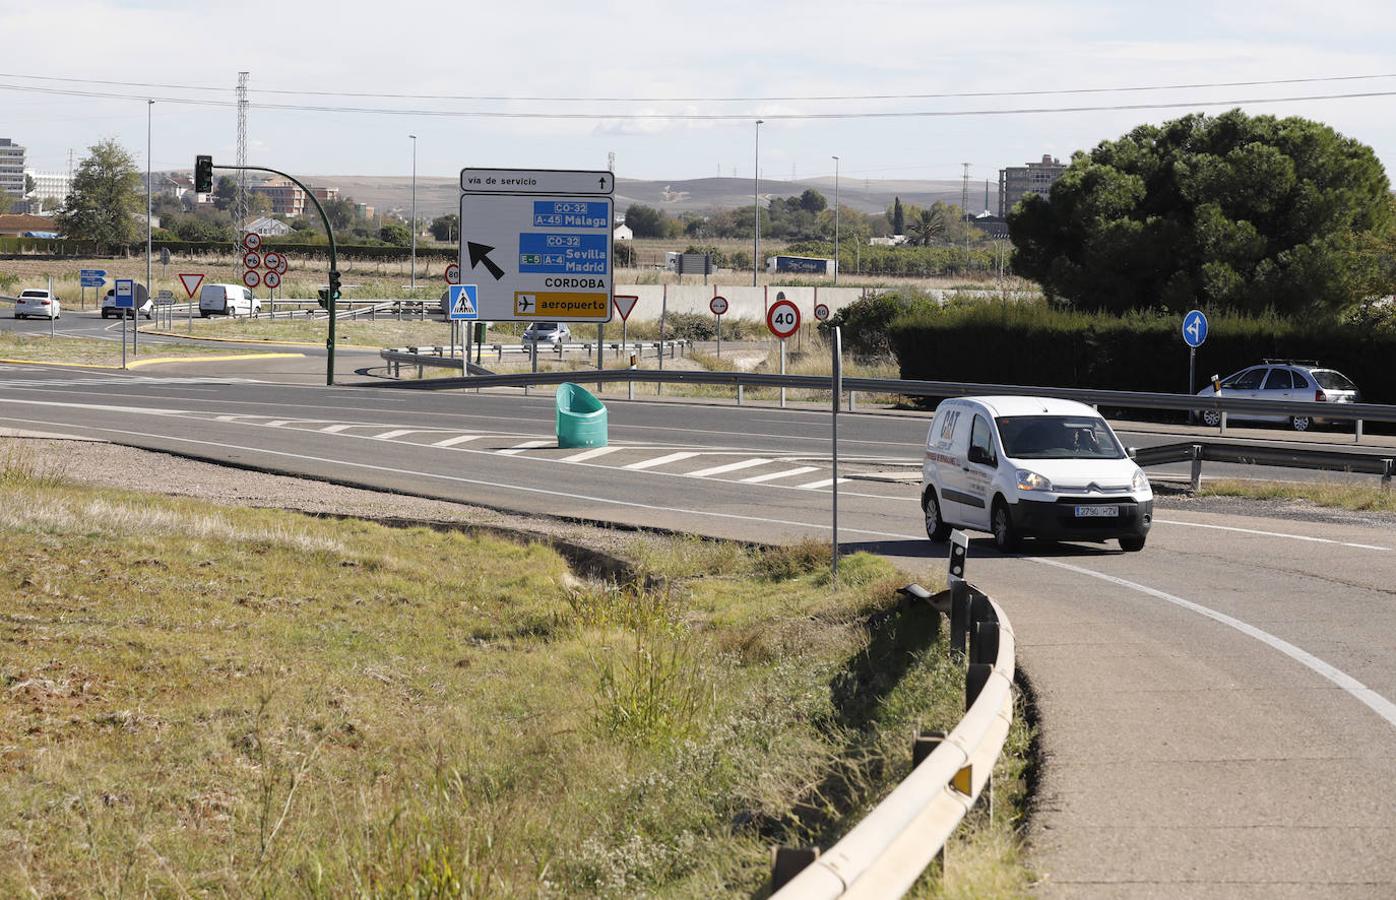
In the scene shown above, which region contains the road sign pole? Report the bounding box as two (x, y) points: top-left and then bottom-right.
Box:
(780, 340), (787, 409)
(1189, 346), (1196, 396)
(716, 314), (721, 358)
(832, 326), (842, 580)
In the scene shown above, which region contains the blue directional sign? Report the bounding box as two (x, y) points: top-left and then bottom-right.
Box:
(80, 268), (106, 277)
(80, 277), (106, 288)
(517, 233), (608, 274)
(1182, 309), (1208, 348)
(113, 278), (135, 309)
(80, 268), (107, 288)
(448, 284), (479, 320)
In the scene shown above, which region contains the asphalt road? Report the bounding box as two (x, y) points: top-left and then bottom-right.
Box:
(2, 364), (1395, 895)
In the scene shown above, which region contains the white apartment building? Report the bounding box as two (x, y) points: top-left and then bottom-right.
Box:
(0, 139), (26, 200)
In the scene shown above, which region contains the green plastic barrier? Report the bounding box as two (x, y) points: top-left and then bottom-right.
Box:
(556, 382), (608, 449)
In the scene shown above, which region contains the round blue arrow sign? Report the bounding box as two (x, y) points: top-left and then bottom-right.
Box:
(1182, 309), (1208, 348)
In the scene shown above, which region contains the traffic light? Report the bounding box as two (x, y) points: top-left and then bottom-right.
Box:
(329, 270), (341, 301)
(194, 155), (213, 193)
(317, 271), (343, 308)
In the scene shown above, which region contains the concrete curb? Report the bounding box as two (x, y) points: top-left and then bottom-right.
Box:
(0, 352), (304, 371)
(138, 329), (323, 348)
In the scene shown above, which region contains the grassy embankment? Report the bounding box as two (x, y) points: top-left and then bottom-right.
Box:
(0, 456), (1033, 896)
(0, 331), (232, 367)
(1198, 478), (1396, 513)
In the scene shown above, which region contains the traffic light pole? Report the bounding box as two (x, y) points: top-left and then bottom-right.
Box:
(212, 163), (339, 386)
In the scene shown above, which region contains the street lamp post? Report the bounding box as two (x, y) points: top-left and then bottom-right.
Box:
(142, 99), (152, 357)
(832, 155), (840, 285)
(409, 134), (417, 290)
(753, 119), (763, 287)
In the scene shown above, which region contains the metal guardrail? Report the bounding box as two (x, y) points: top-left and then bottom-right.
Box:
(380, 341), (691, 378)
(372, 364), (1396, 427)
(1134, 441), (1395, 489)
(771, 532), (1015, 898)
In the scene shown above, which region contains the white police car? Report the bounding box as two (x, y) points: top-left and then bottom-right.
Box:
(922, 396), (1153, 552)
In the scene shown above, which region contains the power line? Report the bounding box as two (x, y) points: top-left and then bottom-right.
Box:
(0, 70), (1393, 104)
(1, 80), (1394, 121)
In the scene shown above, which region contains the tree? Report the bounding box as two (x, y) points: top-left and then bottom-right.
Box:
(799, 188), (827, 213)
(56, 139), (142, 251)
(624, 204), (668, 238)
(907, 207), (947, 247)
(24, 173), (35, 195)
(212, 176), (238, 211)
(892, 197), (905, 235)
(379, 221), (412, 246)
(1009, 110), (1396, 316)
(430, 213), (458, 242)
(0, 192), (10, 214)
(321, 197), (357, 231)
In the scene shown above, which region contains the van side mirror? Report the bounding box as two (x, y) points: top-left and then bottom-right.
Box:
(1127, 446), (1137, 460)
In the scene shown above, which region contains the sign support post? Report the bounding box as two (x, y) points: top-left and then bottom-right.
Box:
(765, 296), (801, 409)
(1182, 309), (1209, 420)
(832, 326), (842, 580)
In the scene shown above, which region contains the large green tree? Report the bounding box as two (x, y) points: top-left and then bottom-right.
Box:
(1009, 110), (1395, 315)
(56, 139), (142, 250)
(624, 203), (668, 238)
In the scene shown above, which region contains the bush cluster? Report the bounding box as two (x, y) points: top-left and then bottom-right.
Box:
(888, 299), (1396, 403)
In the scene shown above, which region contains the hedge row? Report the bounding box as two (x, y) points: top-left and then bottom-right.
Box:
(887, 301), (1396, 404)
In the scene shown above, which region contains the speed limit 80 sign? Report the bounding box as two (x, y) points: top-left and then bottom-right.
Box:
(766, 297), (801, 340)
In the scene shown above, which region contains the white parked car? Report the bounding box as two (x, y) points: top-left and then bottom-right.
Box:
(14, 289), (60, 319)
(101, 286), (153, 319)
(198, 284), (261, 317)
(1195, 361), (1360, 431)
(521, 322), (571, 346)
(921, 396), (1153, 552)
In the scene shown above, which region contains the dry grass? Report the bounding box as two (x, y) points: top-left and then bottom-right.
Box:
(0, 331), (224, 366)
(1198, 478), (1396, 513)
(0, 463), (1033, 895)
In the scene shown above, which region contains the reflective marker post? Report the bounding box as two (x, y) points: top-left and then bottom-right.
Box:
(831, 325), (842, 580)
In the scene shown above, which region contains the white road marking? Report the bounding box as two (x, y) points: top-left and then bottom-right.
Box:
(432, 434), (482, 447)
(320, 424), (354, 433)
(796, 477), (852, 490)
(687, 457), (773, 478)
(498, 439), (553, 455)
(560, 446), (623, 463)
(1029, 557), (1396, 731)
(739, 465), (820, 484)
(624, 451), (700, 470)
(371, 429), (415, 440)
(264, 420), (292, 428)
(1153, 518), (1389, 552)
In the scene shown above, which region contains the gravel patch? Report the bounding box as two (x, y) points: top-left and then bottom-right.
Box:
(1153, 484), (1396, 530)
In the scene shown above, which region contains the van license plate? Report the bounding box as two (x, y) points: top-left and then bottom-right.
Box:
(1074, 505), (1119, 518)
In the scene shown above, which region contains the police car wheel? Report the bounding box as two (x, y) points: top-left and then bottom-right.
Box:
(923, 491), (951, 543)
(1201, 409), (1221, 428)
(1290, 416), (1311, 432)
(992, 500), (1020, 551)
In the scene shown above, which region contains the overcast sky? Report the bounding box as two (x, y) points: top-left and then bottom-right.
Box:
(4, 0), (1395, 189)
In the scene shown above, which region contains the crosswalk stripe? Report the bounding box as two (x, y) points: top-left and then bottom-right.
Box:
(795, 477), (851, 490)
(739, 465), (820, 484)
(560, 446), (623, 463)
(371, 429), (415, 440)
(498, 439), (553, 455)
(320, 424), (353, 433)
(264, 419), (291, 428)
(686, 457), (772, 478)
(624, 451), (700, 470)
(432, 434), (483, 447)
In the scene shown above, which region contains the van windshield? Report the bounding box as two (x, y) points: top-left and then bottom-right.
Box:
(995, 415), (1124, 460)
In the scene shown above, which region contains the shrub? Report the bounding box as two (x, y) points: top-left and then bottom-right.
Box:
(822, 289), (937, 358)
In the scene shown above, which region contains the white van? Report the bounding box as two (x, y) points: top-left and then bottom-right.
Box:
(921, 396), (1153, 552)
(199, 284), (261, 317)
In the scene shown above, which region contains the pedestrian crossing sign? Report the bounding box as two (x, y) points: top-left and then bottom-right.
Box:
(448, 284), (479, 320)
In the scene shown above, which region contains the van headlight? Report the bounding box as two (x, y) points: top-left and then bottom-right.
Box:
(1016, 469), (1053, 492)
(1131, 469), (1150, 493)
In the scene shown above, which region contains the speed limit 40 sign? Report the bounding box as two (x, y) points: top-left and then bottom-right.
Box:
(766, 298), (801, 340)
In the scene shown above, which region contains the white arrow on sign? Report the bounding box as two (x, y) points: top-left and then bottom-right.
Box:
(614, 295), (639, 322)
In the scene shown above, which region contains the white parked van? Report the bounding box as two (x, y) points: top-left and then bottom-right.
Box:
(198, 284), (261, 317)
(921, 396), (1153, 552)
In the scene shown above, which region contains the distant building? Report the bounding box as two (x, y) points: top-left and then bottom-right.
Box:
(869, 234), (907, 247)
(0, 139), (26, 201)
(244, 216), (294, 237)
(26, 169), (71, 205)
(248, 178), (340, 217)
(965, 211), (1009, 239)
(997, 154), (1067, 216)
(0, 213), (58, 237)
(354, 202), (375, 220)
(613, 223), (633, 241)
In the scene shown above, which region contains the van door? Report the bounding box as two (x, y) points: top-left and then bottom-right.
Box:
(956, 414), (998, 529)
(927, 405), (968, 523)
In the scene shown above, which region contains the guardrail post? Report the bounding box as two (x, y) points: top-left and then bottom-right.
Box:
(1190, 444), (1204, 492)
(770, 846), (819, 892)
(950, 580), (970, 656)
(737, 384), (744, 405)
(966, 662), (992, 710)
(1220, 411), (1227, 434)
(848, 390), (857, 412)
(1383, 459), (1393, 493)
(971, 619), (1000, 666)
(1356, 419), (1364, 443)
(912, 729), (946, 767)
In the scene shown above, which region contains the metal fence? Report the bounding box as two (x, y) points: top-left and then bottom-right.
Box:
(771, 532), (1015, 898)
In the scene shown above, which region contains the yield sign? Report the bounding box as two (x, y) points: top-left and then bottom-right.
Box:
(613, 295), (639, 322)
(178, 273), (205, 298)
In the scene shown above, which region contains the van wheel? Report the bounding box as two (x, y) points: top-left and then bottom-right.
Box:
(923, 491), (951, 543)
(1120, 536), (1147, 552)
(991, 499), (1021, 552)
